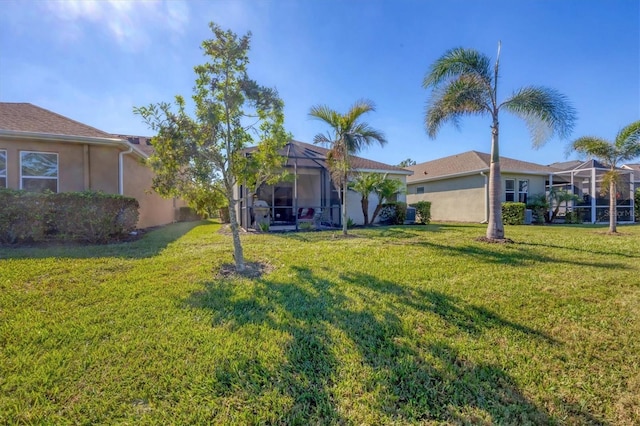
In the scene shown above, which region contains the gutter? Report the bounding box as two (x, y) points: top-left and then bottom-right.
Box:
(118, 144), (134, 195)
(480, 171), (489, 223)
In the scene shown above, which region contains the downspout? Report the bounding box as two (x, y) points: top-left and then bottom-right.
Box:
(118, 145), (134, 195)
(480, 171), (489, 223)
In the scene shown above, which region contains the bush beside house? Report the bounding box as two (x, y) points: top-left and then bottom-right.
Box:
(502, 202), (526, 225)
(0, 189), (139, 244)
(411, 201), (432, 224)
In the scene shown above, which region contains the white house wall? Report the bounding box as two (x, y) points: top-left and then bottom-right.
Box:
(347, 173), (408, 225)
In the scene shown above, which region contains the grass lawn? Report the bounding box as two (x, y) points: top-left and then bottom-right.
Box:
(1, 221), (639, 425)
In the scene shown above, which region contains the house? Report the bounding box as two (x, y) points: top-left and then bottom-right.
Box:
(236, 140), (412, 229)
(405, 151), (557, 223)
(0, 102), (183, 229)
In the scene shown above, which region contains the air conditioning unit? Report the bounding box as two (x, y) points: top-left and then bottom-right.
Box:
(405, 207), (416, 224)
(524, 209), (533, 225)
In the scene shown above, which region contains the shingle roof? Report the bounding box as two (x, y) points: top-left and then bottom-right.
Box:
(0, 102), (115, 139)
(406, 150), (556, 183)
(113, 134), (155, 156)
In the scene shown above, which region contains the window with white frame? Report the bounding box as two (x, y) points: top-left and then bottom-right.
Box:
(518, 179), (529, 203)
(20, 151), (58, 192)
(505, 179), (515, 202)
(416, 186), (425, 194)
(0, 150), (6, 188)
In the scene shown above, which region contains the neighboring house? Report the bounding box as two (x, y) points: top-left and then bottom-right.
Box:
(237, 140), (412, 229)
(0, 102), (183, 229)
(406, 151), (556, 223)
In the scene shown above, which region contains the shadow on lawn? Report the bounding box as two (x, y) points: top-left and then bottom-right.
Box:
(185, 266), (606, 424)
(0, 220), (212, 260)
(406, 239), (632, 270)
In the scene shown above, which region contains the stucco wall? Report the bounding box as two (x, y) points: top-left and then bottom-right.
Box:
(122, 154), (182, 229)
(1, 137), (183, 229)
(407, 174), (487, 222)
(407, 173), (549, 223)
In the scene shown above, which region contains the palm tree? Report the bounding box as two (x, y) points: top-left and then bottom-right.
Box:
(309, 99), (388, 235)
(349, 173), (385, 225)
(423, 44), (576, 240)
(570, 121), (640, 233)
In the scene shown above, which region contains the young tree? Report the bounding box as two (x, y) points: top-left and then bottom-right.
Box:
(135, 23), (288, 272)
(309, 100), (387, 235)
(349, 173), (385, 225)
(423, 44), (576, 240)
(570, 120), (640, 233)
(370, 177), (404, 224)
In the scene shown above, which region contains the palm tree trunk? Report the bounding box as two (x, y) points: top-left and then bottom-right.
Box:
(361, 196), (369, 225)
(486, 121), (505, 239)
(609, 179), (617, 233)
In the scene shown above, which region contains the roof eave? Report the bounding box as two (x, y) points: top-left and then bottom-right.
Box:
(355, 167), (413, 175)
(0, 129), (148, 158)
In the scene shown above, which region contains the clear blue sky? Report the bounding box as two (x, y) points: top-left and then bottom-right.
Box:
(1, 0), (638, 166)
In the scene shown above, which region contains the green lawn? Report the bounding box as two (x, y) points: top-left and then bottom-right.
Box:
(1, 221), (638, 425)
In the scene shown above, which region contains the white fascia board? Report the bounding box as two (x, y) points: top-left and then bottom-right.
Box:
(408, 168), (488, 184)
(0, 129), (148, 159)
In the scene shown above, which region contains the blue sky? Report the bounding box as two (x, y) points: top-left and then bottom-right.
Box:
(1, 0), (638, 166)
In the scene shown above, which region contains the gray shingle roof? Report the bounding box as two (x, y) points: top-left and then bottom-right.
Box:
(406, 150), (556, 183)
(0, 102), (115, 139)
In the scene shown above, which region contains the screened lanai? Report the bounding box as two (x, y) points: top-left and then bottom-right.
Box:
(549, 159), (635, 223)
(238, 141), (342, 231)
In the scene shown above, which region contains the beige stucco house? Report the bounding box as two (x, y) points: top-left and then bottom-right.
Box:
(237, 140), (412, 229)
(0, 102), (183, 229)
(406, 151), (556, 223)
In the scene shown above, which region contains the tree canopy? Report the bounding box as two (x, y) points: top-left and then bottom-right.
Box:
(135, 22), (289, 272)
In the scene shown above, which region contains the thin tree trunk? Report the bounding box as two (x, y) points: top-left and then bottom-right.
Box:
(342, 182), (348, 235)
(361, 196), (369, 225)
(609, 179), (617, 233)
(371, 204), (382, 224)
(226, 190), (245, 272)
(486, 121), (505, 240)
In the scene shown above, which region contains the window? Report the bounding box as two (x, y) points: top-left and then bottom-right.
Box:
(416, 186), (425, 194)
(505, 179), (515, 202)
(0, 150), (6, 188)
(20, 151), (58, 192)
(518, 180), (529, 204)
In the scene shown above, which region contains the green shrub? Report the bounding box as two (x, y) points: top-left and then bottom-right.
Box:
(218, 207), (230, 223)
(379, 202), (407, 225)
(0, 190), (139, 244)
(346, 218), (355, 229)
(564, 211), (581, 224)
(177, 206), (201, 222)
(0, 189), (49, 243)
(410, 201), (431, 225)
(502, 202), (526, 225)
(526, 194), (548, 224)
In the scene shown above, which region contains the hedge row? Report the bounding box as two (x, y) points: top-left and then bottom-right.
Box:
(0, 189), (139, 244)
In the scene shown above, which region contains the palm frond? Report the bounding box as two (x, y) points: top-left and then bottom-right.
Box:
(343, 99), (377, 125)
(615, 120), (640, 160)
(423, 47), (492, 89)
(501, 86), (577, 147)
(424, 75), (491, 138)
(571, 137), (615, 165)
(309, 104), (341, 128)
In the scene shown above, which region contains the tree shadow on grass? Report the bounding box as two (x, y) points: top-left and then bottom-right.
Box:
(0, 220), (214, 260)
(405, 240), (632, 270)
(184, 266), (607, 424)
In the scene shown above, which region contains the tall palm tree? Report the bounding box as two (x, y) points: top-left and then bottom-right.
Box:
(423, 44), (576, 240)
(309, 99), (387, 235)
(570, 120), (640, 233)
